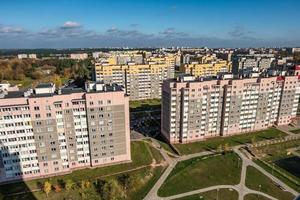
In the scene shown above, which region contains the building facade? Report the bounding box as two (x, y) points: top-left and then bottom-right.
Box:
(161, 76), (300, 143)
(180, 60), (231, 77)
(232, 54), (275, 75)
(0, 82), (131, 183)
(95, 63), (174, 100)
(70, 53), (88, 60)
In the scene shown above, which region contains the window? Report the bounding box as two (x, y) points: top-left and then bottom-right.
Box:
(34, 106), (40, 111)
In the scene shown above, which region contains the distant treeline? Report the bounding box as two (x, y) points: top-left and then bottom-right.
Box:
(0, 58), (93, 88)
(0, 48), (157, 57)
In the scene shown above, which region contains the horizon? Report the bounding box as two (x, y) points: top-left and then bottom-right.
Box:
(1, 0), (300, 48)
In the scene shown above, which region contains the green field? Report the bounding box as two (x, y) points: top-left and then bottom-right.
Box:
(175, 188), (238, 200)
(254, 159), (300, 193)
(253, 139), (300, 161)
(7, 166), (165, 200)
(158, 153), (241, 197)
(252, 140), (300, 192)
(0, 141), (165, 199)
(245, 166), (295, 200)
(175, 128), (286, 155)
(243, 194), (271, 200)
(129, 99), (161, 112)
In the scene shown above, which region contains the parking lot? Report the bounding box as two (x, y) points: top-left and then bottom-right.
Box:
(130, 110), (161, 138)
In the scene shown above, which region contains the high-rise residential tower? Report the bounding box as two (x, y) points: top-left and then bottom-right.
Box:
(0, 82), (131, 183)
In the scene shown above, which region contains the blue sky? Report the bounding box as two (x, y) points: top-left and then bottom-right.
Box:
(1, 0), (300, 48)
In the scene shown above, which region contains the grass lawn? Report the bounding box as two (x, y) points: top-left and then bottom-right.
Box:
(254, 159), (300, 193)
(129, 99), (161, 112)
(290, 129), (300, 134)
(148, 144), (164, 164)
(244, 194), (271, 200)
(253, 139), (300, 161)
(245, 166), (295, 200)
(175, 188), (238, 200)
(175, 128), (286, 155)
(0, 141), (164, 198)
(155, 134), (178, 155)
(158, 152), (241, 197)
(6, 166), (166, 200)
(251, 140), (300, 192)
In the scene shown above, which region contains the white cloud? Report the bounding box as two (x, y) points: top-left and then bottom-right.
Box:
(61, 21), (81, 29)
(0, 25), (24, 34)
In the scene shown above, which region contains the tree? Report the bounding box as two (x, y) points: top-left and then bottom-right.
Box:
(217, 144), (223, 153)
(43, 181), (52, 197)
(79, 180), (91, 199)
(51, 74), (62, 88)
(117, 173), (132, 190)
(80, 180), (91, 190)
(251, 136), (256, 144)
(102, 179), (125, 200)
(31, 71), (43, 80)
(65, 179), (74, 191)
(223, 143), (230, 154)
(53, 184), (61, 193)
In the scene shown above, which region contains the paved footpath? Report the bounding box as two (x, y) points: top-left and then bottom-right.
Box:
(144, 137), (299, 200)
(144, 151), (214, 200)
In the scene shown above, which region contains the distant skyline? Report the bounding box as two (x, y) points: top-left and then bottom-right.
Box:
(1, 0), (300, 48)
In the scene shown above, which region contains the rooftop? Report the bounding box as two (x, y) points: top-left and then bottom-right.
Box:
(0, 82), (124, 100)
(35, 83), (54, 89)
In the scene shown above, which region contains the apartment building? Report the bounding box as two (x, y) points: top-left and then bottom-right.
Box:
(180, 60), (231, 77)
(70, 53), (88, 60)
(17, 54), (37, 59)
(161, 75), (300, 143)
(146, 54), (181, 66)
(232, 54), (275, 75)
(99, 51), (144, 65)
(0, 82), (131, 183)
(95, 62), (174, 100)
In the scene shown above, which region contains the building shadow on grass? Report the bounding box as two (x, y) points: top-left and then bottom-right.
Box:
(0, 140), (37, 200)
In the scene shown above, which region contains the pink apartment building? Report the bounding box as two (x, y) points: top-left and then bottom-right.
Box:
(161, 75), (300, 143)
(0, 82), (131, 183)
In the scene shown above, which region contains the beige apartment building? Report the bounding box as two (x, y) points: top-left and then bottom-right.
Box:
(95, 62), (174, 100)
(70, 53), (88, 60)
(161, 75), (300, 143)
(180, 60), (231, 77)
(0, 82), (131, 183)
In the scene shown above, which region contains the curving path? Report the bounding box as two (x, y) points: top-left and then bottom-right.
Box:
(144, 135), (299, 200)
(164, 185), (277, 200)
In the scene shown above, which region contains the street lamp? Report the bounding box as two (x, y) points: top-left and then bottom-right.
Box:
(257, 184), (262, 200)
(216, 188), (219, 200)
